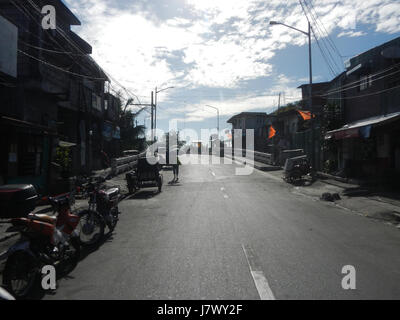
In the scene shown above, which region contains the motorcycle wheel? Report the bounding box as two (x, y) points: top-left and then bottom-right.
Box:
(157, 176), (162, 193)
(107, 207), (119, 232)
(3, 251), (38, 300)
(57, 237), (81, 278)
(78, 210), (105, 247)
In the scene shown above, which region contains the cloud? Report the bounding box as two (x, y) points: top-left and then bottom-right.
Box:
(337, 30), (366, 38)
(63, 0), (400, 121)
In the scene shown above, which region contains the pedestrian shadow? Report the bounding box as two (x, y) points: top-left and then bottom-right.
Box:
(167, 181), (181, 186)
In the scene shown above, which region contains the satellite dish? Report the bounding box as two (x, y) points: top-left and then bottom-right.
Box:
(381, 46), (400, 59)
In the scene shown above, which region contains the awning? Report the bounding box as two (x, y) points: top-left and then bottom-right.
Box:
(0, 116), (57, 135)
(59, 140), (77, 148)
(325, 111), (400, 140)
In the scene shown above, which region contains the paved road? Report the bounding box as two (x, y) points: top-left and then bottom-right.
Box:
(47, 155), (400, 299)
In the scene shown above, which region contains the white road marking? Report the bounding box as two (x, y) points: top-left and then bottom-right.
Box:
(242, 244), (276, 300)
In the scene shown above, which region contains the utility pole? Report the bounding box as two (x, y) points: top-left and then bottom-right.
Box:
(151, 91), (154, 142)
(155, 88), (157, 132)
(270, 20), (315, 170)
(153, 86), (174, 141)
(278, 92), (281, 110)
(308, 21), (314, 170)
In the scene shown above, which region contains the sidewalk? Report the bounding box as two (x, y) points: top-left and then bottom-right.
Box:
(262, 169), (400, 227)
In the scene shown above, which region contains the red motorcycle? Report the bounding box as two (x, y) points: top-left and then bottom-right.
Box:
(0, 193), (81, 299)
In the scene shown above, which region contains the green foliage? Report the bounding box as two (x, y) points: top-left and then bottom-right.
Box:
(55, 147), (72, 172)
(116, 94), (147, 152)
(320, 103), (343, 173)
(271, 102), (300, 115)
(321, 103), (343, 133)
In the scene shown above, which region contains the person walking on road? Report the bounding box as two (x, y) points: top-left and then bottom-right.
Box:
(172, 156), (181, 182)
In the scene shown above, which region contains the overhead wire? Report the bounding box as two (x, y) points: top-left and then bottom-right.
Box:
(12, 0), (143, 108)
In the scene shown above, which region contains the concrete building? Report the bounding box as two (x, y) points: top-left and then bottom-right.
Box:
(324, 36), (400, 181)
(227, 112), (269, 152)
(0, 0), (118, 194)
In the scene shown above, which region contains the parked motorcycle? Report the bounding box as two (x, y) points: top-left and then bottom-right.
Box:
(0, 196), (81, 299)
(283, 155), (313, 183)
(78, 177), (120, 246)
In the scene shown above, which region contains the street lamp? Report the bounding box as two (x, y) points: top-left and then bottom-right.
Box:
(204, 104), (220, 135)
(155, 86), (175, 132)
(270, 20), (315, 169)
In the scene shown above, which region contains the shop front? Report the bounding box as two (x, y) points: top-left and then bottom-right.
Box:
(325, 112), (400, 181)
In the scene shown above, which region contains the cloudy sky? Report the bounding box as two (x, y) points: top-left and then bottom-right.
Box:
(64, 0), (400, 138)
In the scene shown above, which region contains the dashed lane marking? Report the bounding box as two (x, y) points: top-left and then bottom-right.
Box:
(242, 244), (276, 300)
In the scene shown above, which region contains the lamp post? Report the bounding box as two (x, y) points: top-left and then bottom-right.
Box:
(205, 104), (220, 135)
(155, 86), (175, 133)
(270, 20), (315, 169)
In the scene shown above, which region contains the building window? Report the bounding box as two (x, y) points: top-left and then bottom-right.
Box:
(18, 136), (43, 177)
(360, 75), (372, 91)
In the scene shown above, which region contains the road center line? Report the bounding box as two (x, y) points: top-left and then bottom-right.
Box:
(242, 244), (276, 300)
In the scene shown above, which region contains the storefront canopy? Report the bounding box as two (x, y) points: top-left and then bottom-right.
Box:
(58, 140), (77, 148)
(325, 111), (400, 140)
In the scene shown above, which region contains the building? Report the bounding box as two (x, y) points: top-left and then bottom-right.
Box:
(324, 36), (400, 181)
(227, 112), (269, 152)
(0, 0), (117, 194)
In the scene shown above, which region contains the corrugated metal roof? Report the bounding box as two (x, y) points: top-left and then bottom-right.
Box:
(326, 111), (400, 134)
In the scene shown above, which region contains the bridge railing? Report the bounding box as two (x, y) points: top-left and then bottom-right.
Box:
(224, 148), (275, 166)
(110, 151), (147, 176)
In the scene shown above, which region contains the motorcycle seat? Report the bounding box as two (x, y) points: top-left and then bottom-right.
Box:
(103, 187), (120, 198)
(28, 213), (57, 224)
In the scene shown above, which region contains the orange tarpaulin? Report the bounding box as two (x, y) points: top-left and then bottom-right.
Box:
(268, 126), (276, 139)
(298, 110), (315, 120)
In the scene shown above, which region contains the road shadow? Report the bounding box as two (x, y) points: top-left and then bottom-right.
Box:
(78, 232), (115, 261)
(126, 190), (160, 200)
(341, 185), (400, 202)
(167, 181), (181, 186)
(285, 177), (317, 187)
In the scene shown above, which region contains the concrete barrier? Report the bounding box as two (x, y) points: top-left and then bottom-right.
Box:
(111, 154), (141, 176)
(227, 148), (274, 165)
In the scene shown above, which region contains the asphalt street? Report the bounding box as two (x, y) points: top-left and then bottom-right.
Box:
(46, 155), (400, 300)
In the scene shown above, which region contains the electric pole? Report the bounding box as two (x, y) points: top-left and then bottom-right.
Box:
(151, 91), (154, 142)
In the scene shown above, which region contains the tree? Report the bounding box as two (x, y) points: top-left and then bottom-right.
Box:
(320, 102), (343, 173)
(117, 95), (147, 152)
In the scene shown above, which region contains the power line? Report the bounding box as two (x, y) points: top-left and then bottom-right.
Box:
(321, 65), (400, 96)
(20, 41), (88, 55)
(307, 0), (344, 61)
(12, 0), (143, 106)
(299, 0), (341, 76)
(18, 49), (108, 80)
(312, 30), (337, 77)
(321, 82), (400, 100)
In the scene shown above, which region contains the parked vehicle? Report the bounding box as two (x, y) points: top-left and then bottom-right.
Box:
(126, 156), (163, 194)
(0, 184), (38, 219)
(0, 286), (15, 300)
(283, 155), (313, 183)
(78, 177), (120, 246)
(0, 195), (81, 299)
